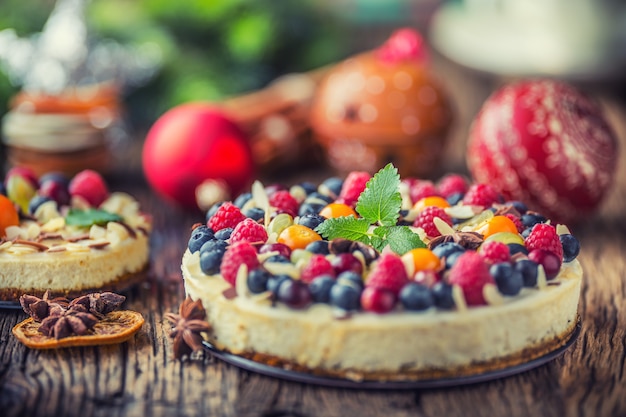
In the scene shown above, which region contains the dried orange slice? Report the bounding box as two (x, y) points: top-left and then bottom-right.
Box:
(12, 310), (144, 349)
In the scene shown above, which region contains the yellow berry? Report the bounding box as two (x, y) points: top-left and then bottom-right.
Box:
(413, 196), (450, 212)
(319, 203), (357, 219)
(475, 215), (519, 239)
(402, 248), (442, 273)
(277, 224), (322, 250)
(0, 195), (19, 237)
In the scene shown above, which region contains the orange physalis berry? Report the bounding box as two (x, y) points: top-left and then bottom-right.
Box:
(319, 203), (358, 219)
(401, 248), (442, 274)
(413, 196), (450, 212)
(0, 194), (19, 237)
(277, 224), (322, 250)
(476, 215), (519, 239)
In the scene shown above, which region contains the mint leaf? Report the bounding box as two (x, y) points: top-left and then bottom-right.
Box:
(65, 208), (123, 228)
(315, 217), (371, 244)
(355, 163), (401, 227)
(386, 226), (427, 255)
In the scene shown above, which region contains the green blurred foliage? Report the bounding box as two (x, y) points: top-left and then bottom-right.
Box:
(0, 0), (347, 127)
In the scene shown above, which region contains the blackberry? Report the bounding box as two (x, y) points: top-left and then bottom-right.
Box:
(247, 268), (271, 294)
(305, 240), (330, 255)
(297, 213), (325, 230)
(515, 259), (539, 287)
(431, 282), (455, 309)
(560, 234), (580, 262)
(309, 275), (336, 303)
(399, 283), (434, 311)
(215, 227), (233, 241)
(490, 263), (523, 296)
(188, 226), (214, 253)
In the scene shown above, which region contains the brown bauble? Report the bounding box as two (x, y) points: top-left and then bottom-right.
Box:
(309, 29), (452, 177)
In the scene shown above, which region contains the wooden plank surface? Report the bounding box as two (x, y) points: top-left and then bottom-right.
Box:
(2, 60), (626, 417)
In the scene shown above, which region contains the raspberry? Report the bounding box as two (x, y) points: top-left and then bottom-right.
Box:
(366, 253), (409, 295)
(413, 206), (452, 238)
(505, 213), (524, 233)
(524, 223), (563, 261)
(479, 241), (510, 264)
(462, 183), (501, 208)
(448, 251), (495, 306)
(68, 170), (109, 207)
(337, 171), (370, 207)
(208, 202), (246, 231)
(409, 180), (439, 204)
(300, 254), (336, 283)
(269, 190), (299, 217)
(437, 174), (468, 198)
(229, 218), (268, 245)
(220, 242), (260, 286)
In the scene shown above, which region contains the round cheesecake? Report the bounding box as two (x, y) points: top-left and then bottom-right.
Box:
(0, 170), (151, 302)
(181, 168), (582, 381)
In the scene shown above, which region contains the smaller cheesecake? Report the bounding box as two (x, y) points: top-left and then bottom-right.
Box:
(0, 168), (151, 301)
(180, 165), (582, 381)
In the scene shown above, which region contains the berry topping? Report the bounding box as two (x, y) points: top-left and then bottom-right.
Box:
(361, 287), (396, 314)
(448, 251), (495, 306)
(300, 254), (336, 284)
(247, 268), (271, 294)
(560, 234), (580, 263)
(400, 282), (434, 311)
(229, 218), (268, 245)
(297, 213), (325, 230)
(504, 213), (524, 233)
(28, 195), (52, 215)
(366, 253), (409, 296)
(490, 263), (523, 296)
(479, 241), (511, 264)
(200, 249), (225, 275)
(515, 259), (539, 287)
(305, 240), (330, 255)
(524, 223), (563, 261)
(0, 194), (19, 237)
(437, 174), (468, 199)
(336, 171), (370, 207)
(220, 242), (260, 286)
(319, 203), (358, 219)
(528, 249), (562, 280)
(258, 243), (292, 259)
(38, 176), (70, 207)
(408, 179), (439, 204)
(320, 177), (343, 198)
(269, 190), (299, 217)
(276, 278), (312, 309)
(329, 281), (362, 311)
(413, 206), (452, 238)
(277, 224), (322, 250)
(215, 227), (233, 241)
(188, 225), (214, 253)
(207, 202), (247, 232)
(68, 169), (109, 207)
(309, 275), (336, 303)
(462, 183), (500, 208)
(476, 215), (519, 239)
(331, 253), (364, 276)
(431, 282), (455, 309)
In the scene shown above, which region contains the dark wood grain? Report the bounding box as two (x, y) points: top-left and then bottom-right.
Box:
(2, 58), (626, 417)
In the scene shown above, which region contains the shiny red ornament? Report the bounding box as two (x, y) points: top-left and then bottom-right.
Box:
(142, 104), (254, 209)
(467, 79), (618, 223)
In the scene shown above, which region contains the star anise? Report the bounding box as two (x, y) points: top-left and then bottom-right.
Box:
(38, 304), (99, 339)
(69, 292), (126, 319)
(165, 297), (211, 359)
(20, 290), (70, 322)
(428, 231), (484, 251)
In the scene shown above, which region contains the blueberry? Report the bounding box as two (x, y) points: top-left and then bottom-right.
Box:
(299, 182), (317, 195)
(508, 243), (528, 256)
(307, 192), (333, 204)
(444, 250), (464, 269)
(309, 275), (336, 303)
(200, 250), (223, 275)
(399, 283), (434, 311)
(515, 259), (539, 287)
(298, 202), (325, 217)
(297, 213), (325, 230)
(305, 240), (330, 255)
(321, 177), (343, 197)
(267, 274), (292, 294)
(188, 226), (214, 253)
(329, 283), (361, 311)
(277, 278), (312, 309)
(490, 263), (523, 296)
(39, 172), (69, 187)
(431, 242), (465, 259)
(446, 192), (464, 206)
(264, 254), (291, 264)
(521, 228), (532, 239)
(521, 213), (546, 229)
(244, 207), (265, 221)
(200, 239), (227, 255)
(247, 268), (271, 294)
(397, 210), (412, 226)
(214, 227), (233, 241)
(336, 271), (364, 290)
(234, 192), (252, 208)
(560, 234), (580, 262)
(28, 195), (52, 215)
(432, 282), (455, 309)
(508, 201), (528, 214)
(205, 201), (225, 223)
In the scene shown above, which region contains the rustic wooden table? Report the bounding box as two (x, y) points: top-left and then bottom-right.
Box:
(1, 60), (626, 417)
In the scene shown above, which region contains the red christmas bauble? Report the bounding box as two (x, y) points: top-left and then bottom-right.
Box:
(467, 79), (618, 223)
(142, 104), (254, 208)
